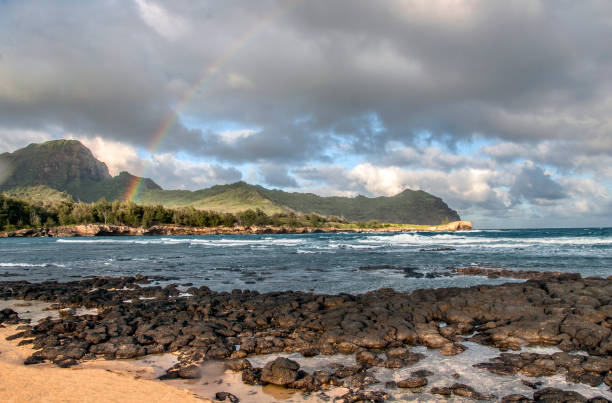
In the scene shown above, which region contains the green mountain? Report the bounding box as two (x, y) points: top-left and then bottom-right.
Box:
(0, 140), (161, 202)
(136, 183), (459, 224)
(0, 140), (461, 224)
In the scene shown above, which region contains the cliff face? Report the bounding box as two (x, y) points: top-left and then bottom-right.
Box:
(0, 221), (472, 238)
(0, 140), (111, 190)
(0, 140), (160, 202)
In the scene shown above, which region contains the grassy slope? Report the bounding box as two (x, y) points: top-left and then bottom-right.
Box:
(257, 187), (460, 224)
(1, 185), (74, 204)
(137, 183), (285, 214)
(136, 182), (460, 224)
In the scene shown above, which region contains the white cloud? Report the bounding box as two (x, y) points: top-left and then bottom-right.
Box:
(67, 135), (142, 176)
(133, 0), (188, 40)
(0, 129), (52, 153)
(218, 129), (258, 144)
(227, 73), (254, 90)
(70, 136), (243, 190)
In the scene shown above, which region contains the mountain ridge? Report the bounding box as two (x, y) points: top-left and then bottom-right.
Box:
(0, 140), (461, 224)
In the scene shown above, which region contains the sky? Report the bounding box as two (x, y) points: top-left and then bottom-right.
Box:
(1, 0), (611, 228)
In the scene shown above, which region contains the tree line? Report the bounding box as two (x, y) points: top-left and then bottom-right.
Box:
(0, 194), (348, 231)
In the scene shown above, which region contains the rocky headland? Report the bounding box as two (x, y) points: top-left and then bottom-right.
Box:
(1, 272), (611, 401)
(0, 220), (473, 238)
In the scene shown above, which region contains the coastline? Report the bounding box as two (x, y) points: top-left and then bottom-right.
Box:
(0, 220), (472, 238)
(0, 324), (207, 403)
(1, 273), (610, 402)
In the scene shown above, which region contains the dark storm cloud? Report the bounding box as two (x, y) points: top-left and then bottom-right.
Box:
(258, 164), (298, 188)
(1, 0), (611, 163)
(510, 164), (566, 205)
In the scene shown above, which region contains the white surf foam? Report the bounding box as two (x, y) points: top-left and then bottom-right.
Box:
(0, 262), (66, 268)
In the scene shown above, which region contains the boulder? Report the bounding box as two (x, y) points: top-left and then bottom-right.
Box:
(397, 377), (427, 389)
(533, 387), (587, 402)
(261, 357), (300, 386)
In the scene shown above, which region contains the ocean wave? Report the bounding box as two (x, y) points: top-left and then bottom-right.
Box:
(56, 237), (304, 247)
(361, 233), (612, 247)
(52, 232), (612, 251)
(0, 262), (66, 268)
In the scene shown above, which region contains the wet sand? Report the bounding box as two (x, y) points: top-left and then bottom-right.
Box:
(0, 325), (207, 403)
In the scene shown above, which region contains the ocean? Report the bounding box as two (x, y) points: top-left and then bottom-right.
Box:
(1, 227), (611, 294)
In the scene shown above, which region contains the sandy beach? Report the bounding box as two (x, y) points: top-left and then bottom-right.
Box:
(0, 325), (207, 403)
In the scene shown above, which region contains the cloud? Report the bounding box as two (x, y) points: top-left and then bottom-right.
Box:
(0, 129), (52, 152)
(258, 164), (298, 188)
(71, 137), (244, 190)
(2, 1), (610, 163)
(133, 0), (189, 40)
(296, 162), (512, 211)
(0, 0), (611, 226)
(144, 154), (242, 189)
(67, 135), (142, 176)
(510, 163), (565, 205)
(226, 73), (255, 90)
(218, 129), (258, 144)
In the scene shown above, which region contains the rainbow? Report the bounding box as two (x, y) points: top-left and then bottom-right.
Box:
(123, 0), (302, 202)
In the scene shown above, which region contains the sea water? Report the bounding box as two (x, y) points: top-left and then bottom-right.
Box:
(0, 227), (610, 293)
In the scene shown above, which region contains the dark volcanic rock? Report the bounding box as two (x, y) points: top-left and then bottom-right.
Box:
(241, 367), (262, 385)
(177, 364), (201, 379)
(0, 308), (23, 325)
(159, 364), (202, 380)
(23, 355), (45, 365)
(397, 376), (427, 389)
(335, 390), (388, 403)
(355, 350), (382, 367)
(533, 387), (587, 402)
(500, 395), (532, 402)
(451, 383), (495, 400)
(261, 357), (300, 386)
(411, 369), (434, 377)
(215, 392), (239, 403)
(225, 358), (252, 372)
(0, 273), (611, 393)
(474, 362), (517, 376)
(430, 386), (453, 396)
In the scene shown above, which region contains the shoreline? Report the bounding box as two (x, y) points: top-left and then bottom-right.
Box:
(0, 220), (472, 238)
(0, 324), (206, 403)
(1, 273), (611, 402)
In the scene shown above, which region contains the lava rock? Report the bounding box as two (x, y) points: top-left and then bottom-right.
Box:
(533, 387), (587, 402)
(261, 357), (300, 386)
(451, 383), (495, 401)
(397, 377), (427, 389)
(215, 392), (239, 403)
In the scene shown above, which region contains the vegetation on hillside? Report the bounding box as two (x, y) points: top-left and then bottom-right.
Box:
(0, 140), (160, 203)
(137, 182), (460, 224)
(136, 183), (285, 214)
(1, 185), (73, 205)
(0, 194), (352, 232)
(1, 140), (462, 225)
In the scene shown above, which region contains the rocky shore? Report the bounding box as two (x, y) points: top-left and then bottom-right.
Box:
(0, 220), (472, 238)
(1, 273), (611, 401)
